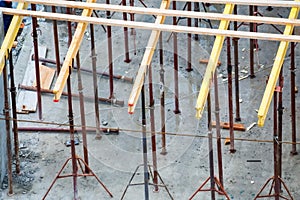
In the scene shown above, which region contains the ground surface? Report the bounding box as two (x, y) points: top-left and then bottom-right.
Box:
(1, 1), (300, 200)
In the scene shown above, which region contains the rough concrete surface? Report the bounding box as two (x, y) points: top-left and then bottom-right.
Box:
(0, 1), (300, 200)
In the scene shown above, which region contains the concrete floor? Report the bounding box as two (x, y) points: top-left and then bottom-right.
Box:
(1, 1), (300, 199)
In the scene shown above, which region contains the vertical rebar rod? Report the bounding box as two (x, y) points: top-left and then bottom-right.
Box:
(76, 53), (89, 173)
(66, 7), (73, 46)
(207, 92), (215, 200)
(193, 2), (200, 41)
(148, 64), (158, 191)
(106, 0), (114, 99)
(233, 6), (241, 121)
(227, 36), (236, 153)
(278, 70), (283, 190)
(31, 4), (42, 120)
(213, 71), (223, 187)
(8, 51), (20, 174)
(159, 34), (167, 155)
(249, 5), (255, 78)
(186, 2), (193, 72)
(90, 24), (102, 140)
(122, 0), (131, 63)
(141, 85), (149, 200)
(273, 90), (280, 200)
(253, 6), (258, 50)
(3, 57), (13, 195)
(129, 0), (136, 55)
(52, 6), (61, 74)
(173, 1), (181, 114)
(67, 64), (78, 200)
(290, 40), (297, 155)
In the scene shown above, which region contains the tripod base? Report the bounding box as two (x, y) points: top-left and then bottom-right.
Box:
(254, 176), (294, 199)
(121, 164), (174, 200)
(42, 155), (113, 199)
(189, 176), (230, 200)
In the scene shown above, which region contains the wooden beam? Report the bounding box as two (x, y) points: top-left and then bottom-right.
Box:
(9, 0), (300, 26)
(175, 0), (300, 8)
(127, 0), (170, 114)
(52, 0), (96, 101)
(195, 4), (235, 118)
(1, 7), (300, 43)
(257, 0), (300, 127)
(0, 2), (27, 75)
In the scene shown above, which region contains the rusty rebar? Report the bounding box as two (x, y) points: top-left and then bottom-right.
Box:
(141, 85), (149, 200)
(207, 92), (216, 200)
(278, 70), (283, 191)
(186, 2), (193, 72)
(253, 6), (259, 50)
(106, 0), (114, 99)
(159, 34), (167, 155)
(75, 53), (89, 173)
(8, 51), (20, 174)
(148, 64), (158, 191)
(173, 1), (180, 114)
(31, 4), (42, 120)
(227, 35), (236, 153)
(249, 5), (255, 78)
(51, 6), (61, 74)
(3, 57), (13, 195)
(213, 71), (223, 187)
(290, 40), (297, 155)
(66, 7), (73, 46)
(90, 24), (102, 140)
(193, 2), (200, 41)
(273, 88), (280, 200)
(18, 84), (124, 106)
(33, 56), (133, 83)
(122, 0), (131, 63)
(233, 6), (241, 121)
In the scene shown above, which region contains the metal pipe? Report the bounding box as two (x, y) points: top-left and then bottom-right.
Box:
(18, 84), (124, 106)
(290, 39), (297, 155)
(3, 57), (13, 195)
(75, 53), (89, 173)
(148, 64), (158, 191)
(207, 92), (215, 200)
(67, 64), (79, 200)
(66, 7), (73, 46)
(122, 0), (131, 63)
(227, 35), (236, 153)
(193, 2), (200, 41)
(17, 127), (119, 133)
(278, 70), (283, 190)
(233, 6), (241, 121)
(253, 6), (258, 50)
(249, 6), (255, 78)
(213, 71), (223, 187)
(173, 1), (181, 114)
(141, 85), (149, 200)
(186, 2), (193, 72)
(52, 6), (61, 74)
(31, 4), (42, 120)
(33, 56), (133, 83)
(106, 0), (114, 99)
(159, 34), (167, 155)
(90, 24), (102, 140)
(273, 89), (280, 200)
(9, 51), (20, 174)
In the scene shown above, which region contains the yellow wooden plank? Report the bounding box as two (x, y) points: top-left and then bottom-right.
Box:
(257, 1), (300, 127)
(0, 2), (27, 75)
(195, 4), (235, 118)
(52, 0), (96, 101)
(127, 0), (170, 114)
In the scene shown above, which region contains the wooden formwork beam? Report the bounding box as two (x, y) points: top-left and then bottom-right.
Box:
(0, 2), (27, 75)
(1, 8), (300, 42)
(195, 3), (235, 118)
(9, 0), (300, 27)
(52, 0), (96, 101)
(258, 0), (300, 127)
(127, 0), (170, 114)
